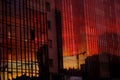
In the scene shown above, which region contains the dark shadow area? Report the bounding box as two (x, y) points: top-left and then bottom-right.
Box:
(36, 44), (49, 80)
(12, 75), (39, 80)
(81, 53), (120, 80)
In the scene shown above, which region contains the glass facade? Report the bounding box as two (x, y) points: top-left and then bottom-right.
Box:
(84, 0), (120, 56)
(0, 0), (120, 79)
(61, 0), (87, 69)
(0, 0), (48, 79)
(61, 0), (120, 69)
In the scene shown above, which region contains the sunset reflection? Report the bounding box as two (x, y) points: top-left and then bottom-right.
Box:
(0, 0), (120, 79)
(0, 0), (47, 79)
(61, 0), (120, 69)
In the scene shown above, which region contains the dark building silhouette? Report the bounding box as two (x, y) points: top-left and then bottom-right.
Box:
(55, 0), (63, 74)
(37, 44), (49, 80)
(82, 53), (120, 80)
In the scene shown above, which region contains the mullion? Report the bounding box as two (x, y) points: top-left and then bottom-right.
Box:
(18, 0), (23, 76)
(22, 0), (26, 75)
(9, 0), (13, 79)
(25, 1), (27, 76)
(43, 0), (46, 55)
(3, 2), (8, 79)
(25, 0), (30, 76)
(8, 0), (12, 79)
(14, 0), (19, 77)
(2, 0), (5, 80)
(38, 0), (42, 78)
(10, 0), (13, 78)
(0, 0), (2, 78)
(35, 0), (39, 76)
(37, 0), (41, 76)
(39, 0), (42, 60)
(14, 0), (18, 76)
(28, 0), (33, 77)
(5, 0), (8, 80)
(36, 0), (39, 76)
(31, 0), (36, 76)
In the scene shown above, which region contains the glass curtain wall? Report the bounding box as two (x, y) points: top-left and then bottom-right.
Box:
(84, 0), (120, 56)
(61, 0), (86, 69)
(61, 0), (120, 69)
(0, 0), (47, 80)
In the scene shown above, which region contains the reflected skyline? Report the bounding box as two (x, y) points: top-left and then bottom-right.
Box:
(0, 0), (120, 79)
(0, 0), (47, 79)
(61, 0), (120, 69)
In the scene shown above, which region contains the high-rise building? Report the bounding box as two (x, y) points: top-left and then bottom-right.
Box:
(0, 0), (60, 80)
(84, 53), (120, 80)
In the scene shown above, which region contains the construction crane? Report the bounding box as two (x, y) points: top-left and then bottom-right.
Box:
(76, 51), (86, 69)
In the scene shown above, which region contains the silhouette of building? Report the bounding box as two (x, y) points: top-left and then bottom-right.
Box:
(82, 53), (120, 80)
(55, 0), (63, 74)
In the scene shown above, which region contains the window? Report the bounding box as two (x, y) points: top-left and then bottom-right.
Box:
(46, 2), (51, 12)
(48, 40), (52, 48)
(47, 21), (51, 29)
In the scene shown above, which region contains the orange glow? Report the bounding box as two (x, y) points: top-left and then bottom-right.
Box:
(62, 0), (87, 57)
(2, 10), (47, 79)
(61, 0), (120, 69)
(62, 0), (120, 56)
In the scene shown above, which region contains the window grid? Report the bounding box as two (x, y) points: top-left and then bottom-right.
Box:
(0, 0), (48, 79)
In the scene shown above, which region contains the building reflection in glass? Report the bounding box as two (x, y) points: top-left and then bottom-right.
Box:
(61, 0), (120, 69)
(0, 0), (47, 80)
